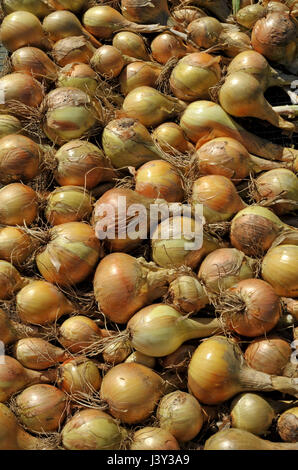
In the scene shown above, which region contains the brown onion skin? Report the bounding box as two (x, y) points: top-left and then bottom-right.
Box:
(13, 338), (70, 370)
(58, 357), (102, 396)
(221, 279), (281, 337)
(11, 47), (58, 81)
(0, 134), (40, 184)
(159, 345), (196, 373)
(58, 316), (103, 353)
(0, 226), (35, 266)
(0, 73), (44, 109)
(277, 408), (298, 443)
(0, 183), (38, 226)
(151, 33), (187, 64)
(52, 36), (95, 67)
(130, 427), (180, 450)
(244, 335), (292, 375)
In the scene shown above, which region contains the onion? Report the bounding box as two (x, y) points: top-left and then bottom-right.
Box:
(112, 31), (150, 61)
(46, 0), (85, 13)
(251, 12), (297, 72)
(151, 33), (188, 65)
(180, 100), (298, 164)
(121, 86), (186, 128)
(126, 303), (221, 357)
(0, 73), (44, 111)
(219, 72), (296, 133)
(282, 297), (298, 322)
(102, 118), (164, 169)
(230, 393), (275, 436)
(135, 160), (184, 202)
(2, 0), (53, 18)
(167, 275), (209, 314)
(0, 308), (41, 346)
(58, 315), (104, 353)
(51, 36), (95, 67)
(0, 355), (56, 403)
(216, 278), (281, 337)
(187, 17), (223, 49)
(0, 11), (51, 52)
(13, 337), (70, 370)
(0, 183), (38, 226)
(219, 30), (252, 58)
(82, 6), (167, 40)
(130, 427), (180, 450)
(0, 260), (27, 300)
(16, 280), (74, 325)
(198, 248), (257, 294)
(152, 122), (194, 155)
(158, 345), (196, 372)
(170, 52), (221, 102)
(36, 222), (102, 286)
(244, 335), (292, 375)
(0, 134), (41, 184)
(250, 169), (298, 215)
(42, 10), (101, 47)
(54, 139), (115, 189)
(230, 206), (296, 257)
(236, 4), (266, 29)
(204, 428), (298, 450)
(152, 215), (225, 269)
(14, 384), (67, 433)
(11, 47), (58, 82)
(0, 403), (56, 450)
(90, 45), (128, 79)
(42, 88), (100, 145)
(93, 253), (177, 324)
(57, 63), (98, 95)
(188, 335), (298, 405)
(157, 391), (204, 442)
(45, 186), (93, 225)
(100, 362), (164, 424)
(61, 409), (127, 450)
(121, 0), (171, 25)
(58, 357), (102, 397)
(261, 244), (298, 297)
(190, 0), (231, 22)
(193, 137), (286, 182)
(172, 6), (207, 26)
(119, 61), (162, 96)
(102, 339), (132, 365)
(277, 407), (298, 442)
(0, 115), (22, 138)
(191, 175), (246, 223)
(125, 351), (156, 368)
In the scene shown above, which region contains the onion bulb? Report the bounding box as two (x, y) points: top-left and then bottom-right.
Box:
(102, 118), (164, 169)
(61, 409), (127, 450)
(0, 308), (41, 346)
(0, 183), (38, 226)
(102, 338), (132, 365)
(0, 134), (41, 184)
(90, 45), (127, 79)
(57, 63), (98, 95)
(36, 222), (102, 286)
(158, 345), (196, 373)
(277, 407), (298, 443)
(100, 362), (164, 424)
(157, 391), (204, 442)
(151, 33), (188, 65)
(0, 114), (22, 138)
(14, 384), (67, 433)
(13, 337), (70, 370)
(2, 0), (53, 18)
(230, 392), (276, 436)
(191, 175), (246, 223)
(170, 52), (221, 102)
(11, 47), (58, 82)
(120, 0), (171, 25)
(112, 31), (150, 61)
(167, 275), (209, 314)
(93, 253), (177, 324)
(51, 36), (95, 67)
(135, 160), (184, 202)
(0, 11), (51, 52)
(58, 315), (104, 353)
(16, 280), (74, 325)
(58, 357), (102, 397)
(125, 351), (156, 369)
(121, 86), (186, 128)
(0, 260), (27, 300)
(152, 122), (194, 155)
(119, 61), (162, 96)
(187, 17), (223, 49)
(198, 248), (257, 294)
(54, 139), (115, 189)
(261, 244), (298, 297)
(204, 428), (298, 450)
(0, 226), (36, 266)
(188, 336), (298, 405)
(130, 427), (180, 450)
(0, 73), (44, 111)
(244, 335), (292, 375)
(45, 186), (93, 225)
(236, 4), (266, 29)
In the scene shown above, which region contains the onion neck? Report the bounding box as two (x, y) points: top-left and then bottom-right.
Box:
(24, 366), (58, 386)
(10, 320), (42, 342)
(239, 365), (298, 398)
(268, 67), (298, 88)
(249, 154), (289, 172)
(182, 316), (222, 340)
(139, 259), (178, 303)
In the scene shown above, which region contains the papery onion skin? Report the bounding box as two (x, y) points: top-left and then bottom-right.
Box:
(112, 31), (150, 61)
(159, 345), (196, 373)
(157, 391), (204, 442)
(230, 393), (275, 436)
(36, 222), (102, 286)
(15, 384), (67, 433)
(58, 357), (102, 396)
(167, 275), (208, 314)
(51, 36), (95, 68)
(58, 315), (103, 353)
(130, 427), (180, 450)
(261, 244), (298, 297)
(16, 280), (74, 325)
(119, 61), (162, 96)
(187, 17), (223, 49)
(121, 0), (170, 25)
(61, 409), (126, 450)
(0, 260), (26, 300)
(13, 338), (70, 370)
(100, 362), (164, 424)
(151, 33), (187, 65)
(277, 408), (298, 443)
(0, 309), (41, 346)
(0, 115), (22, 138)
(0, 183), (38, 226)
(11, 47), (58, 82)
(45, 186), (93, 226)
(57, 63), (98, 96)
(244, 335), (292, 375)
(0, 73), (44, 110)
(90, 45), (125, 78)
(0, 134), (41, 184)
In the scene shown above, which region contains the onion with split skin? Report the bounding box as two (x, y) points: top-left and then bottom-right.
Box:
(0, 260), (27, 300)
(130, 427), (180, 450)
(57, 62), (98, 96)
(45, 186), (93, 226)
(152, 122), (195, 155)
(119, 61), (162, 96)
(51, 36), (96, 68)
(0, 115), (22, 139)
(36, 222), (102, 286)
(54, 139), (115, 189)
(0, 183), (38, 226)
(11, 47), (58, 82)
(172, 6), (207, 26)
(16, 279), (74, 325)
(112, 31), (150, 61)
(13, 337), (70, 370)
(167, 275), (209, 314)
(204, 428), (298, 450)
(277, 407), (298, 443)
(0, 73), (44, 112)
(58, 357), (102, 397)
(261, 244), (298, 297)
(0, 134), (41, 184)
(188, 336), (298, 405)
(244, 335), (292, 376)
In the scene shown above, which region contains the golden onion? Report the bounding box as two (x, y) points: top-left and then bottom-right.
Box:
(261, 244), (298, 297)
(45, 186), (93, 226)
(0, 183), (38, 226)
